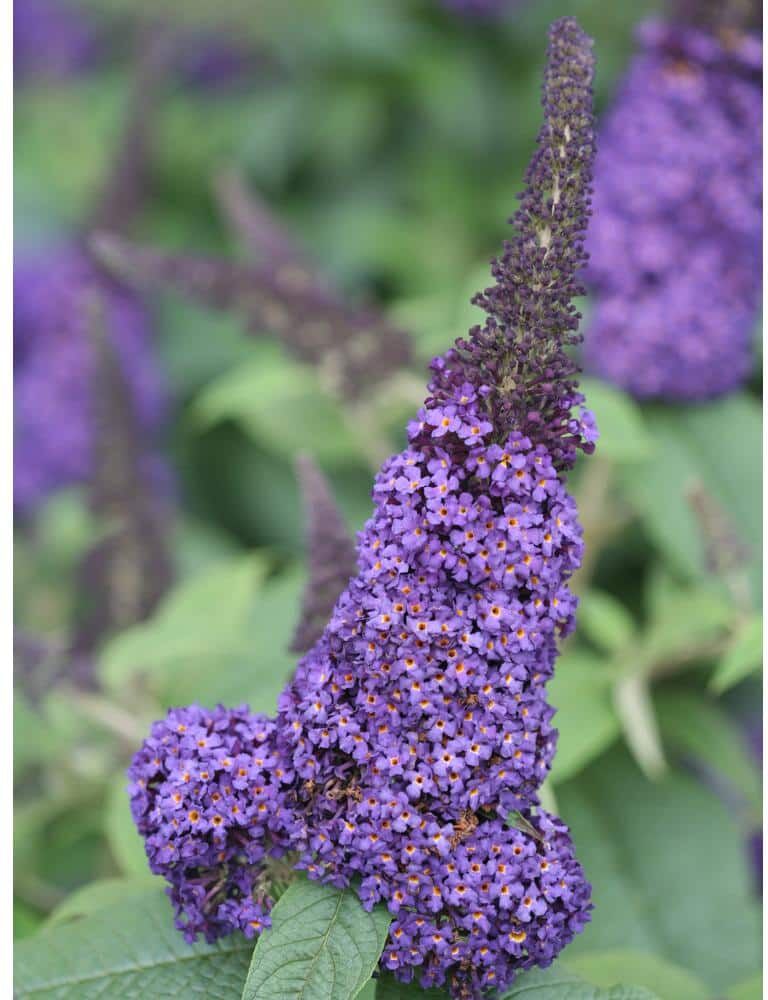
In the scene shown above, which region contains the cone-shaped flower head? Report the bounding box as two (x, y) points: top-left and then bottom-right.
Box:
(274, 18), (596, 996)
(129, 19), (595, 998)
(424, 16), (597, 471)
(585, 19), (761, 399)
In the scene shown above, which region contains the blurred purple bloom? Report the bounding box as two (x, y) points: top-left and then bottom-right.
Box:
(585, 19), (762, 400)
(14, 0), (98, 82)
(177, 34), (256, 91)
(14, 246), (166, 511)
(441, 0), (518, 17)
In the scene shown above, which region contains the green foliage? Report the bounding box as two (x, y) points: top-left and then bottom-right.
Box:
(619, 396), (761, 603)
(14, 888), (254, 998)
(567, 950), (708, 1000)
(498, 965), (660, 999)
(242, 877), (391, 1000)
(99, 555), (302, 713)
(47, 877), (157, 926)
(104, 775), (151, 877)
(375, 973), (449, 999)
(726, 975), (763, 1000)
(577, 590), (636, 656)
(559, 748), (761, 991)
(710, 615), (763, 693)
(193, 343), (365, 464)
(655, 689), (760, 820)
(547, 651), (619, 784)
(579, 379), (653, 463)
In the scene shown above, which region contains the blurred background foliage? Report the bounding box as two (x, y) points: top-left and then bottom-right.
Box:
(14, 0), (761, 997)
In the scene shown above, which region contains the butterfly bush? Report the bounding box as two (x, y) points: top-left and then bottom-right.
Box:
(14, 247), (166, 511)
(130, 17), (596, 999)
(585, 18), (762, 400)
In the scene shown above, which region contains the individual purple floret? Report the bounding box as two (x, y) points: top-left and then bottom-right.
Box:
(585, 19), (762, 400)
(13, 0), (98, 82)
(14, 246), (166, 512)
(128, 704), (298, 942)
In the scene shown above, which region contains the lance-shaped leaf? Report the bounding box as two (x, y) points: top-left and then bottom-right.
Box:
(70, 303), (173, 658)
(91, 232), (412, 400)
(241, 878), (391, 1000)
(290, 455), (357, 653)
(14, 887), (253, 998)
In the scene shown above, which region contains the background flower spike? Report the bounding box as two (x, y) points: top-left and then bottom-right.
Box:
(290, 454), (358, 655)
(70, 301), (173, 661)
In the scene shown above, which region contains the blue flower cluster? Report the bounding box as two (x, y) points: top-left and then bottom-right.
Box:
(585, 19), (762, 399)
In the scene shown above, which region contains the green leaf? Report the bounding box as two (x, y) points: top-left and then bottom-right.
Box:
(547, 652), (620, 784)
(193, 344), (363, 463)
(375, 972), (449, 999)
(47, 878), (157, 927)
(579, 378), (653, 462)
(639, 570), (733, 671)
(559, 747), (761, 990)
(242, 877), (391, 1000)
(578, 590), (635, 655)
(726, 974), (763, 1000)
(14, 888), (253, 998)
(568, 949), (709, 1000)
(100, 555), (265, 695)
(655, 689), (761, 819)
(613, 674), (666, 780)
(104, 775), (151, 877)
(710, 616), (762, 693)
(619, 398), (760, 603)
(499, 965), (660, 999)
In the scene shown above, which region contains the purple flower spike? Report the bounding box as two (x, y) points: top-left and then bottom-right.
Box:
(128, 20), (596, 997)
(585, 19), (762, 400)
(424, 17), (597, 471)
(14, 246), (166, 512)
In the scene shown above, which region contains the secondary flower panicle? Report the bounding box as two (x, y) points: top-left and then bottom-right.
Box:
(423, 17), (597, 471)
(585, 18), (761, 400)
(128, 705), (298, 942)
